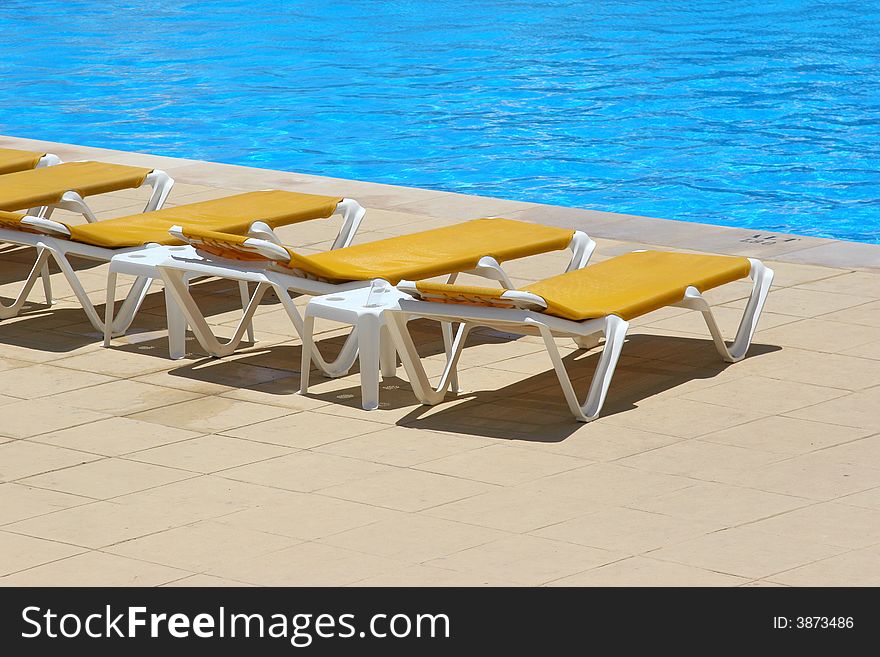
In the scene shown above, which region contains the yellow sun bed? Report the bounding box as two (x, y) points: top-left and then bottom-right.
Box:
(177, 217), (581, 284)
(389, 250), (774, 422)
(0, 191), (366, 354)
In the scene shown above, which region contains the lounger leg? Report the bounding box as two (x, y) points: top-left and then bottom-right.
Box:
(165, 287), (188, 360)
(159, 268), (270, 357)
(55, 191), (98, 223)
(103, 264), (157, 343)
(385, 312), (471, 406)
(679, 260), (775, 363)
(274, 286), (360, 377)
(43, 246), (108, 332)
(110, 276), (154, 336)
(565, 231), (597, 271)
(322, 330), (361, 378)
(0, 249), (51, 319)
(539, 316), (629, 423)
(723, 261), (774, 362)
(40, 259), (53, 305)
(439, 321), (461, 392)
(299, 315), (315, 395)
(238, 281), (257, 343)
(103, 269), (118, 347)
(440, 322), (471, 394)
(379, 324), (397, 378)
(330, 199), (367, 250)
(357, 314), (381, 410)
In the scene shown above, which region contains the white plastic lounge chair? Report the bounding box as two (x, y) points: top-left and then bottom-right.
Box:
(0, 191), (364, 352)
(0, 160), (173, 221)
(0, 159), (174, 306)
(152, 218), (595, 377)
(387, 250), (774, 422)
(0, 147), (61, 174)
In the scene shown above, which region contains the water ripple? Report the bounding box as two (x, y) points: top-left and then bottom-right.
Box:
(0, 0), (877, 242)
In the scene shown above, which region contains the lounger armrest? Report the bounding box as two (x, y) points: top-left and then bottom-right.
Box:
(240, 238), (290, 263)
(247, 221), (283, 245)
(20, 216), (71, 238)
(566, 230), (596, 271)
(143, 170), (174, 212)
(37, 153), (62, 168)
(465, 256), (515, 288)
(330, 198), (367, 250)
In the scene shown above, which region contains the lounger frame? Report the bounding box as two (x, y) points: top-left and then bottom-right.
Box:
(0, 165), (174, 312)
(387, 258), (774, 422)
(35, 154), (62, 168)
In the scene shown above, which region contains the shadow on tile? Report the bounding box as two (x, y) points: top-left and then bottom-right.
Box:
(390, 335), (782, 442)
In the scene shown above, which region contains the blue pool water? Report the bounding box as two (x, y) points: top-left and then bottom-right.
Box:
(1, 1), (878, 242)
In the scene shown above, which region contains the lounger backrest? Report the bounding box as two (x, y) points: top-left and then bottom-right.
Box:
(0, 211), (40, 234)
(173, 227), (287, 262)
(401, 280), (548, 311)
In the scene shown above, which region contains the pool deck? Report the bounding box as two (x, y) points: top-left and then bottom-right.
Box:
(1, 134), (879, 587)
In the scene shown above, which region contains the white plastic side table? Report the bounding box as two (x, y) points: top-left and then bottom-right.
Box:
(300, 282), (409, 410)
(105, 245), (255, 360)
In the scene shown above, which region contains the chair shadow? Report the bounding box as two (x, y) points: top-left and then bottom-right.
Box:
(161, 331), (781, 445)
(0, 276), (286, 353)
(160, 319), (494, 388)
(389, 334), (782, 442)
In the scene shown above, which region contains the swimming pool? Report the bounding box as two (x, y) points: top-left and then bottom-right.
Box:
(1, 1), (878, 242)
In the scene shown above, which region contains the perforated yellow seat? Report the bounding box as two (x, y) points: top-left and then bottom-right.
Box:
(0, 148), (46, 176)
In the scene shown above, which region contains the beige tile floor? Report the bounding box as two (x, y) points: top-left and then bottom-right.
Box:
(0, 135), (879, 587)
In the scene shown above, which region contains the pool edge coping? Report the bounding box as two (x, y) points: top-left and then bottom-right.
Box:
(3, 133), (877, 271)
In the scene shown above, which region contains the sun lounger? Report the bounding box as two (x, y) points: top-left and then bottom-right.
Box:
(0, 160), (174, 221)
(153, 218), (594, 376)
(0, 147), (61, 174)
(387, 250), (774, 422)
(0, 191), (365, 352)
(0, 158), (172, 304)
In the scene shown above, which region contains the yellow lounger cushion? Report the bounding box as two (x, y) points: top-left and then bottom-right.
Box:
(0, 148), (46, 175)
(290, 219), (575, 284)
(67, 190), (342, 248)
(0, 161), (153, 210)
(180, 218), (576, 284)
(414, 251), (752, 321)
